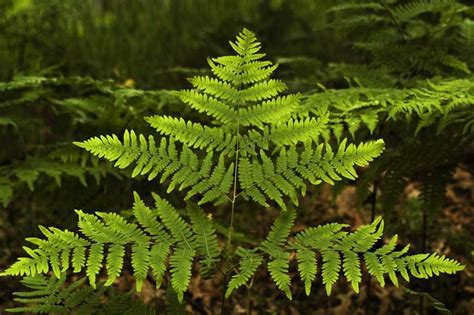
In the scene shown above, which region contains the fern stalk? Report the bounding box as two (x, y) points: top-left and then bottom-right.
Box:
(227, 84), (241, 251)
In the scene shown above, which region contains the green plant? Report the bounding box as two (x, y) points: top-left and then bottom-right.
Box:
(327, 0), (473, 86)
(1, 29), (465, 313)
(0, 75), (175, 208)
(6, 274), (155, 314)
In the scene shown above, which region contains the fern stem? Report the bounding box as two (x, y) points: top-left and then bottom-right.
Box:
(419, 205), (428, 315)
(365, 115), (385, 315)
(221, 273), (228, 314)
(246, 275), (256, 314)
(226, 87), (243, 250)
(365, 180), (378, 315)
(226, 133), (239, 249)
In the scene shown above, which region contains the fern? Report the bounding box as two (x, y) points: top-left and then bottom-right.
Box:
(300, 78), (474, 140)
(6, 274), (156, 314)
(188, 204), (220, 277)
(1, 192), (218, 303)
(1, 181), (465, 307)
(239, 139), (384, 209)
(326, 0), (473, 83)
(1, 29), (467, 312)
(75, 29), (386, 208)
(225, 248), (262, 298)
(227, 211), (464, 298)
(0, 75), (172, 207)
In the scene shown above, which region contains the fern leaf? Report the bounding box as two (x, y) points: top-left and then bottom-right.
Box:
(77, 132), (232, 205)
(175, 89), (236, 124)
(149, 243), (170, 288)
(145, 115), (233, 152)
(189, 76), (239, 102)
(132, 192), (171, 242)
(131, 243), (150, 291)
(266, 117), (327, 146)
(153, 194), (195, 249)
(104, 244), (125, 286)
(239, 140), (384, 207)
(296, 246), (317, 296)
(169, 247), (195, 303)
(166, 285), (187, 315)
(225, 248), (262, 298)
(342, 250), (362, 293)
(239, 79), (287, 102)
(86, 243), (104, 288)
(260, 208), (296, 298)
(321, 249), (341, 295)
(238, 95), (300, 127)
(188, 205), (220, 277)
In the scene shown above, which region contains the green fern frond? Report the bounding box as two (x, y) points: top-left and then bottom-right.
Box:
(145, 115), (234, 153)
(296, 246), (317, 296)
(75, 131), (234, 205)
(327, 2), (385, 13)
(238, 95), (300, 128)
(188, 205), (220, 277)
(6, 275), (103, 314)
(2, 197), (465, 304)
(392, 0), (462, 22)
(225, 248), (262, 298)
(7, 274), (156, 314)
(260, 208), (296, 299)
(1, 193), (220, 302)
(169, 247), (195, 303)
(174, 90), (236, 124)
(239, 140), (385, 209)
(291, 217), (464, 296)
(225, 213), (464, 299)
(190, 76), (239, 102)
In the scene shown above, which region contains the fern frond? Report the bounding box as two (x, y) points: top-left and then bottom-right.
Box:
(0, 193), (221, 302)
(238, 95), (300, 128)
(392, 0), (462, 22)
(189, 76), (239, 102)
(239, 79), (287, 102)
(260, 208), (296, 299)
(225, 248), (262, 298)
(145, 116), (234, 153)
(7, 274), (156, 314)
(75, 131), (234, 205)
(188, 205), (220, 277)
(165, 285), (187, 315)
(153, 194), (195, 249)
(265, 117), (327, 146)
(169, 247), (195, 303)
(175, 89), (237, 124)
(296, 246), (317, 296)
(239, 140), (385, 209)
(6, 275), (103, 314)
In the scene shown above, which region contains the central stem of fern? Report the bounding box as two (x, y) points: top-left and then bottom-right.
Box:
(227, 91), (241, 250)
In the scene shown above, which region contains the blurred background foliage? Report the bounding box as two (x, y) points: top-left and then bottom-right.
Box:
(0, 0), (336, 89)
(0, 0), (472, 313)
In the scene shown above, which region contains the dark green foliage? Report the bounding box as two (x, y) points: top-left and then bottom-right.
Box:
(0, 5), (471, 312)
(6, 274), (155, 314)
(0, 75), (173, 208)
(327, 0), (473, 85)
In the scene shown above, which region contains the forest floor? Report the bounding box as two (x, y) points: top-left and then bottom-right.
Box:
(0, 168), (472, 314)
